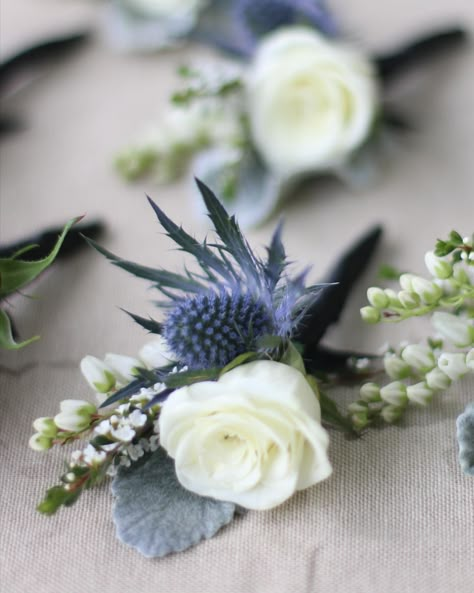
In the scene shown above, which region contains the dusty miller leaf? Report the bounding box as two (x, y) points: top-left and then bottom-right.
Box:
(112, 448), (236, 557)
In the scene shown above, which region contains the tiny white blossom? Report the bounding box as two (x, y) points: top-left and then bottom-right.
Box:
(128, 409), (147, 428)
(83, 445), (107, 466)
(110, 425), (136, 443)
(94, 419), (112, 436)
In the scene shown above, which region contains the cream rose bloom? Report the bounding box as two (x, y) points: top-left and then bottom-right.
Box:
(246, 27), (379, 177)
(159, 360), (332, 510)
(121, 0), (208, 19)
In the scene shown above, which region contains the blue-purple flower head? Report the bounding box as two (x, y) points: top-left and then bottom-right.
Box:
(89, 180), (325, 370)
(163, 289), (272, 368)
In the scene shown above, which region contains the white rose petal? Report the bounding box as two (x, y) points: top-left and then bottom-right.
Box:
(246, 27), (379, 177)
(159, 360), (332, 510)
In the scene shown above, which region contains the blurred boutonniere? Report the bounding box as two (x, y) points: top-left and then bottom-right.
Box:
(114, 0), (467, 226)
(30, 182), (473, 558)
(0, 219), (104, 350)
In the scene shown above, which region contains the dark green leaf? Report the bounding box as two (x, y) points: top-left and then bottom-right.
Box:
(0, 307), (39, 350)
(0, 216), (80, 299)
(319, 390), (356, 434)
(121, 309), (162, 334)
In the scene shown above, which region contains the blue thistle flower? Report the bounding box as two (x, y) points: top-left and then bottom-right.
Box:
(163, 289), (272, 368)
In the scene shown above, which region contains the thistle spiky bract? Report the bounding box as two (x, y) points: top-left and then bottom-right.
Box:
(87, 180), (327, 376)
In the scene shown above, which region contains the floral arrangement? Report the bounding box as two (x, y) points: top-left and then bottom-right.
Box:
(30, 183), (473, 557)
(114, 0), (467, 226)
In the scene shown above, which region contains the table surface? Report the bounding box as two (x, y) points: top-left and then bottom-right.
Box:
(1, 1), (473, 592)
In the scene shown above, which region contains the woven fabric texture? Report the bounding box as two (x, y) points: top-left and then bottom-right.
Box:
(1, 1), (473, 592)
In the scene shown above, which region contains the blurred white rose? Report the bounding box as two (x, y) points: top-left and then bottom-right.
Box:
(159, 360), (332, 510)
(121, 0), (208, 19)
(246, 27), (379, 177)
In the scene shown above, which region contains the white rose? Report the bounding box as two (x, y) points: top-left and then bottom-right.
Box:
(120, 0), (208, 19)
(246, 27), (379, 177)
(159, 360), (332, 510)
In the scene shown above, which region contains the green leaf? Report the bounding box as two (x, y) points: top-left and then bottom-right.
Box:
(0, 308), (39, 350)
(164, 367), (221, 389)
(449, 230), (463, 244)
(220, 352), (257, 376)
(319, 390), (356, 434)
(280, 341), (306, 375)
(37, 485), (80, 516)
(0, 217), (80, 299)
(378, 264), (402, 281)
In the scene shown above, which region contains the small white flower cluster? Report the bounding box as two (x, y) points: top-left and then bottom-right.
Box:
(361, 242), (474, 324)
(351, 345), (474, 428)
(60, 384), (166, 480)
(356, 235), (474, 429)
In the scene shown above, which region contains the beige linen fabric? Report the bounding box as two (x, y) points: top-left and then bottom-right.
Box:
(1, 1), (473, 592)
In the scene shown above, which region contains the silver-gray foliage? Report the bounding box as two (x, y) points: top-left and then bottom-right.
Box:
(112, 447), (236, 557)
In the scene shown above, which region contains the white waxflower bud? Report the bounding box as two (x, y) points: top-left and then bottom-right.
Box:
(424, 251), (452, 279)
(383, 354), (411, 379)
(380, 405), (403, 423)
(347, 401), (368, 414)
(139, 337), (175, 369)
(452, 262), (471, 285)
(360, 306), (380, 324)
(29, 433), (53, 451)
(359, 382), (381, 402)
(437, 352), (469, 381)
(380, 381), (408, 406)
(104, 353), (141, 385)
(425, 367), (452, 391)
(431, 312), (474, 348)
(399, 273), (416, 292)
(32, 417), (58, 438)
(410, 276), (442, 304)
(351, 412), (369, 430)
(367, 287), (389, 309)
(59, 399), (97, 415)
(383, 288), (402, 307)
(401, 344), (436, 372)
(54, 400), (97, 432)
(398, 290), (420, 309)
(466, 349), (474, 370)
(80, 356), (116, 393)
(406, 382), (433, 406)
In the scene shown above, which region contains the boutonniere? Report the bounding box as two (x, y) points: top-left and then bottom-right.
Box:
(30, 182), (473, 557)
(114, 1), (467, 226)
